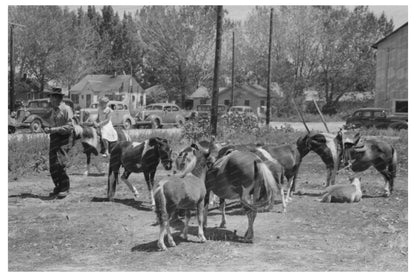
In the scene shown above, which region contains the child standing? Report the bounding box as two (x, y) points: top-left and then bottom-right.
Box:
(95, 97), (118, 157)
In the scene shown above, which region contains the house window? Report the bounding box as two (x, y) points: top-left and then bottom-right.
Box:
(260, 100), (265, 106)
(71, 94), (79, 104)
(200, 98), (207, 105)
(394, 100), (408, 113)
(86, 94), (91, 107)
(224, 99), (230, 106)
(244, 100), (250, 106)
(81, 95), (84, 99)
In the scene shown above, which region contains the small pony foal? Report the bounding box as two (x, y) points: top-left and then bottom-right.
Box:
(154, 143), (210, 251)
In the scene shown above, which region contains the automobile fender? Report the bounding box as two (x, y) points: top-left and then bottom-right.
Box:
(122, 114), (136, 125)
(23, 114), (46, 125)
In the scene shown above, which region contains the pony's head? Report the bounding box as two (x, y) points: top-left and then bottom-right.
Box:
(149, 137), (173, 170)
(175, 142), (211, 178)
(296, 133), (312, 156)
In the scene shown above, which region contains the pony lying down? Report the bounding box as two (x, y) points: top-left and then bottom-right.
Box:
(153, 143), (211, 251)
(319, 177), (362, 203)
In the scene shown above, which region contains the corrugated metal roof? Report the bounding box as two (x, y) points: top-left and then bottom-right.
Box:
(190, 86), (211, 98)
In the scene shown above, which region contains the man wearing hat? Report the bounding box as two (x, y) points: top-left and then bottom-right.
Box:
(43, 89), (74, 199)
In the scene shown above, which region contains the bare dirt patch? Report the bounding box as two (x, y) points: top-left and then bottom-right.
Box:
(8, 153), (408, 271)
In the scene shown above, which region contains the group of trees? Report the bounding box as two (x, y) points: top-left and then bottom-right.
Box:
(9, 5), (394, 114)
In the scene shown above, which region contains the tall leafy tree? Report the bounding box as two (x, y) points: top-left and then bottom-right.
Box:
(137, 6), (218, 106)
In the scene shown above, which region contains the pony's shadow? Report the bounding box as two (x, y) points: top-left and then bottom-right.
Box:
(70, 172), (105, 177)
(91, 197), (153, 212)
(9, 193), (57, 201)
(131, 220), (242, 253)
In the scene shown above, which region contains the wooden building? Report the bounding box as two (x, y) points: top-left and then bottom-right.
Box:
(69, 74), (145, 110)
(372, 22), (408, 114)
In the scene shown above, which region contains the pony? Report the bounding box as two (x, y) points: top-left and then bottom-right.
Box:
(341, 132), (397, 197)
(295, 132), (343, 188)
(72, 123), (131, 176)
(154, 143), (210, 251)
(210, 144), (286, 228)
(204, 150), (277, 243)
(107, 137), (173, 204)
(320, 177), (362, 203)
(254, 139), (310, 203)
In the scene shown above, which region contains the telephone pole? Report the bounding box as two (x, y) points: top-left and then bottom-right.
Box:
(210, 6), (223, 137)
(231, 31), (235, 107)
(266, 8), (274, 126)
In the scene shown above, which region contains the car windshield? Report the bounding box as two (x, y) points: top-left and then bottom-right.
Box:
(28, 102), (38, 108)
(146, 105), (163, 110)
(231, 107), (243, 112)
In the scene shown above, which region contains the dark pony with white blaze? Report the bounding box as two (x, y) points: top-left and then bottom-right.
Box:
(72, 123), (131, 175)
(296, 132), (343, 188)
(204, 149), (277, 243)
(341, 132), (397, 197)
(154, 143), (210, 251)
(107, 137), (173, 204)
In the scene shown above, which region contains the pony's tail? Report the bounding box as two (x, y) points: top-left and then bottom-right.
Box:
(389, 147), (397, 179)
(254, 161), (277, 208)
(154, 181), (169, 225)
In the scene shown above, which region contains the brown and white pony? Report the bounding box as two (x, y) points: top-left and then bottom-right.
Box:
(154, 143), (210, 251)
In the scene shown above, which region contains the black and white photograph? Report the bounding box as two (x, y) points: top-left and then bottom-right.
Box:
(5, 1), (410, 272)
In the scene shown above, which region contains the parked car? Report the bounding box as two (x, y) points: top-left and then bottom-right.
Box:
(80, 101), (135, 129)
(193, 104), (227, 119)
(228, 105), (257, 119)
(134, 103), (186, 129)
(14, 98), (74, 133)
(344, 107), (408, 130)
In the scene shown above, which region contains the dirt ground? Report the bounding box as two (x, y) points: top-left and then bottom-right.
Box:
(8, 152), (408, 271)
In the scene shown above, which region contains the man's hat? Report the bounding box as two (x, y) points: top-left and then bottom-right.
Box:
(47, 88), (65, 96)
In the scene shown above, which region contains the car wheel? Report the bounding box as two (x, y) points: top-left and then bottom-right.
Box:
(175, 119), (184, 128)
(123, 119), (132, 130)
(30, 119), (42, 133)
(8, 126), (16, 134)
(151, 118), (161, 129)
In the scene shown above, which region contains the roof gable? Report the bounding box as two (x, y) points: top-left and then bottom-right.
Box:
(70, 74), (143, 93)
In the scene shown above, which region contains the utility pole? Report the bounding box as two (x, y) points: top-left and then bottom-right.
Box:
(210, 6), (223, 137)
(8, 22), (25, 112)
(231, 31), (235, 107)
(266, 8), (274, 126)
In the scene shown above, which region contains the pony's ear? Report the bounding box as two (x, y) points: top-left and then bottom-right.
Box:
(148, 137), (157, 146)
(349, 176), (355, 183)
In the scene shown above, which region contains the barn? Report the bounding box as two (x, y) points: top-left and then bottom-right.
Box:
(372, 22), (408, 114)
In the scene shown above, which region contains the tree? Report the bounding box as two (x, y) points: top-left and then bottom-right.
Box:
(137, 6), (219, 106)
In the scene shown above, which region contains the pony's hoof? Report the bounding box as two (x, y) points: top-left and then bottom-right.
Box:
(243, 237), (254, 243)
(383, 192), (391, 197)
(199, 236), (207, 243)
(219, 223), (227, 229)
(157, 242), (167, 251)
(167, 240), (176, 247)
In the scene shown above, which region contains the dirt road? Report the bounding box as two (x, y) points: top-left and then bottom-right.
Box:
(8, 152), (407, 271)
